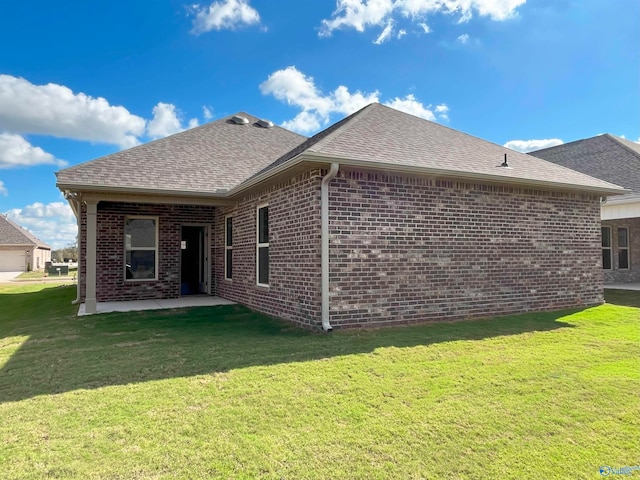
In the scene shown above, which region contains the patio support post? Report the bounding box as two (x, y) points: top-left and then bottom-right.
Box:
(85, 200), (98, 314)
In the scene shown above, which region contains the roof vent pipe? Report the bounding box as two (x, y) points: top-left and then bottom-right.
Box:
(501, 153), (509, 167)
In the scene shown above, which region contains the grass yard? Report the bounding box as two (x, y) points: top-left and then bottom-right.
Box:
(16, 269), (77, 281)
(0, 284), (638, 479)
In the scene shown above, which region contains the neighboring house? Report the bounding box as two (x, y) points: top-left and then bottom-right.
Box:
(56, 104), (624, 329)
(530, 134), (640, 284)
(0, 214), (52, 272)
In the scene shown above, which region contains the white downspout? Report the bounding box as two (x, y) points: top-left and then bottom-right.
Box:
(65, 192), (82, 305)
(321, 163), (339, 332)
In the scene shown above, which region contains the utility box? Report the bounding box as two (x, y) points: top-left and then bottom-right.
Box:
(48, 264), (69, 276)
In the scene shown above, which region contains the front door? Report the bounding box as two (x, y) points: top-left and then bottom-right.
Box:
(181, 226), (208, 295)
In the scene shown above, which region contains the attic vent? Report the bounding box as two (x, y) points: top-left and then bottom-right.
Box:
(230, 115), (249, 125)
(256, 119), (274, 129)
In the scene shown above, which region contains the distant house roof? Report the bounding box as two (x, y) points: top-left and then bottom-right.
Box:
(529, 134), (640, 202)
(0, 215), (51, 249)
(57, 104), (625, 198)
(56, 112), (307, 194)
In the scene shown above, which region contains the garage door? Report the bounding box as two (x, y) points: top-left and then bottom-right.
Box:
(0, 250), (26, 272)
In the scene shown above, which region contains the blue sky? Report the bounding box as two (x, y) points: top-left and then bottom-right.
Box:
(0, 0), (638, 249)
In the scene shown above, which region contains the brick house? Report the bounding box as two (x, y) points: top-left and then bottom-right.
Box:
(531, 134), (640, 284)
(56, 104), (624, 330)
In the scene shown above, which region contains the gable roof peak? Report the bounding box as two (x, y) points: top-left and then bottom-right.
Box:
(0, 214), (51, 249)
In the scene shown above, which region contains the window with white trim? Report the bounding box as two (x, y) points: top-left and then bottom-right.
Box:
(601, 226), (612, 270)
(257, 204), (269, 286)
(225, 216), (233, 280)
(618, 227), (629, 269)
(125, 217), (158, 280)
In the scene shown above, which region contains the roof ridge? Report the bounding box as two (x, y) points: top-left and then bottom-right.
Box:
(307, 103), (378, 153)
(530, 135), (597, 154)
(240, 103), (376, 182)
(0, 215), (51, 248)
(604, 133), (640, 160)
(56, 111), (301, 178)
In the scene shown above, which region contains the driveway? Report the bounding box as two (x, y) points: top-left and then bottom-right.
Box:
(0, 271), (21, 283)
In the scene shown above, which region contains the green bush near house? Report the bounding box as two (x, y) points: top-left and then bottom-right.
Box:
(0, 284), (638, 479)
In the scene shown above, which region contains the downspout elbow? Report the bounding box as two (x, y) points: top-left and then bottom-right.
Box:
(321, 163), (339, 332)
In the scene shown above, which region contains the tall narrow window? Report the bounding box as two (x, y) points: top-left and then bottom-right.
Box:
(225, 216), (233, 280)
(601, 226), (612, 270)
(125, 217), (158, 280)
(257, 204), (269, 286)
(618, 227), (629, 269)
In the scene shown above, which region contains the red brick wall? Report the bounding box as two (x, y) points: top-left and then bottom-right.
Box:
(214, 170), (322, 328)
(80, 202), (217, 302)
(326, 169), (604, 328)
(78, 167), (605, 330)
(602, 217), (640, 283)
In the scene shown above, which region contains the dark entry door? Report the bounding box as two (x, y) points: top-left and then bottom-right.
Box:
(181, 226), (207, 295)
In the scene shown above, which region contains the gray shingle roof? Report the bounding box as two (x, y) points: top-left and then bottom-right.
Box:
(250, 103), (622, 194)
(56, 113), (307, 193)
(0, 215), (51, 248)
(57, 103), (625, 197)
(529, 134), (640, 201)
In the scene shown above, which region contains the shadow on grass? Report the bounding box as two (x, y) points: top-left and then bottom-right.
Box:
(605, 289), (640, 308)
(0, 285), (579, 403)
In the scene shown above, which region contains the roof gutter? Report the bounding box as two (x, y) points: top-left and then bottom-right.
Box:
(299, 152), (628, 197)
(321, 163), (339, 332)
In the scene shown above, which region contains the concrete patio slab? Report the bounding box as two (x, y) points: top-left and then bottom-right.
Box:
(78, 296), (236, 316)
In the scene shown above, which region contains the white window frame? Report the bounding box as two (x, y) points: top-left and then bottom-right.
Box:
(602, 226), (612, 271)
(618, 227), (630, 270)
(225, 215), (233, 281)
(256, 203), (269, 287)
(124, 216), (159, 281)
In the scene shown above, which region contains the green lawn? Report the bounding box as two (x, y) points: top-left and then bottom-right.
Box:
(0, 284), (638, 479)
(16, 268), (77, 280)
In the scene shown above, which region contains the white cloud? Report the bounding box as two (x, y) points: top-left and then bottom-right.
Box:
(374, 20), (395, 44)
(504, 138), (564, 153)
(5, 201), (77, 249)
(261, 66), (446, 134)
(260, 66), (380, 134)
(0, 75), (146, 148)
(191, 0), (261, 34)
(457, 33), (470, 44)
(397, 29), (407, 38)
(203, 106), (214, 121)
(0, 133), (67, 169)
(147, 103), (199, 139)
(282, 111), (323, 134)
(384, 94), (436, 121)
(320, 0), (395, 36)
(435, 103), (449, 121)
(320, 0), (525, 41)
(0, 180), (7, 196)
